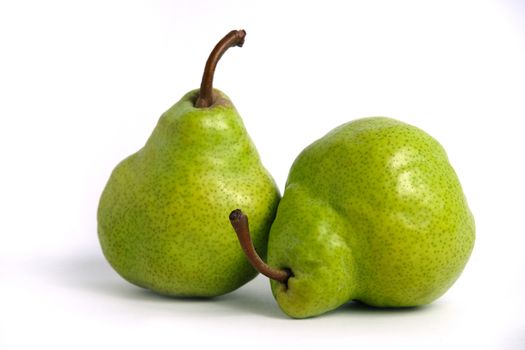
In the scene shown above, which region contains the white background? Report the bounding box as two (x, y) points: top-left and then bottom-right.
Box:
(1, 0), (524, 349)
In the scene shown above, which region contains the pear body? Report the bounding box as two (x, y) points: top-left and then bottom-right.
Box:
(98, 89), (280, 297)
(268, 117), (474, 318)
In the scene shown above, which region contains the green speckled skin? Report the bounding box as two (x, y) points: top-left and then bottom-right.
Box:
(98, 89), (280, 297)
(268, 117), (475, 318)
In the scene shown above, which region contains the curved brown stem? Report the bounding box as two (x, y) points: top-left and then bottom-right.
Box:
(229, 209), (291, 284)
(195, 29), (246, 108)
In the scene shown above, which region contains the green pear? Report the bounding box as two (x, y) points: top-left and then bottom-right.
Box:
(230, 117), (474, 318)
(98, 30), (280, 297)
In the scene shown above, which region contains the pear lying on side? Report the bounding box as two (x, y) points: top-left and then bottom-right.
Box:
(231, 117), (474, 318)
(98, 30), (280, 297)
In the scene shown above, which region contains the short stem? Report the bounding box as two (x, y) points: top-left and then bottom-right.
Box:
(229, 209), (291, 284)
(195, 29), (246, 108)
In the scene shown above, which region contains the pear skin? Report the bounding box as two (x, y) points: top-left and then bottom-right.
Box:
(268, 117), (474, 317)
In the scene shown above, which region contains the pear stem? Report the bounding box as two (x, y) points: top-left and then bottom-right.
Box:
(195, 29), (246, 108)
(229, 209), (291, 284)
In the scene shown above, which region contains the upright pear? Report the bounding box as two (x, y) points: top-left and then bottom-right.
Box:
(231, 117), (474, 318)
(98, 30), (280, 297)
